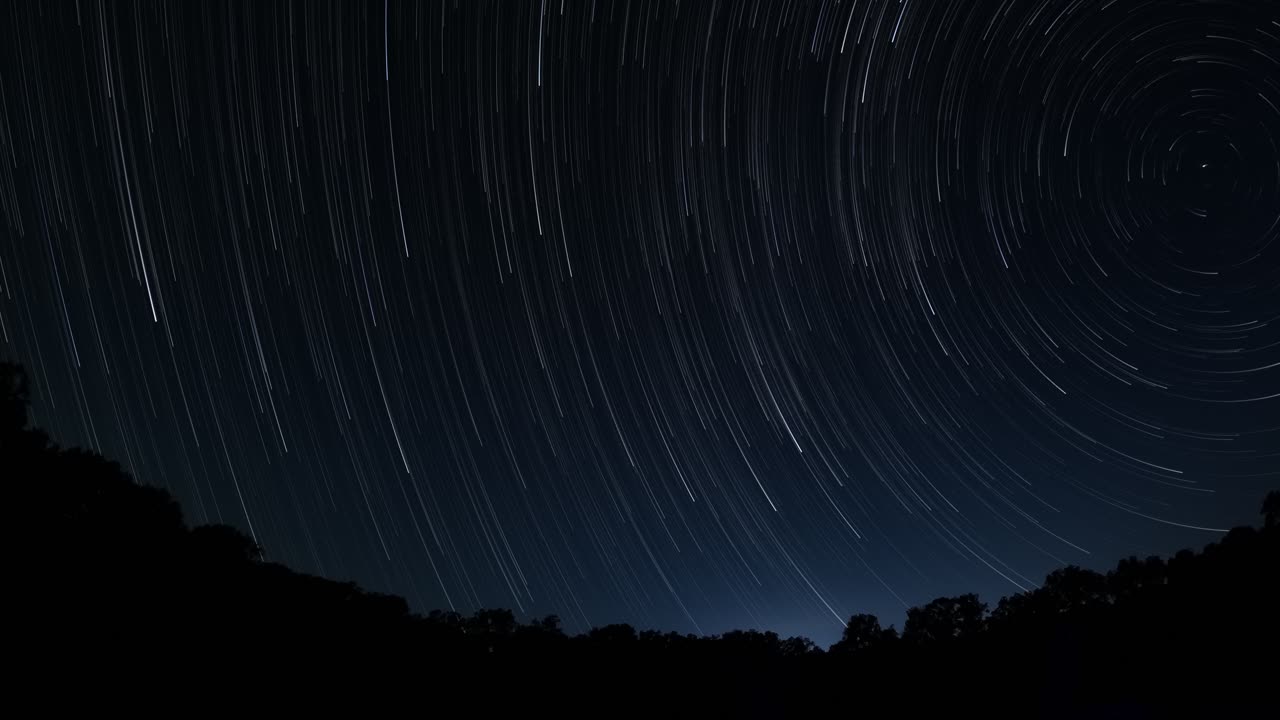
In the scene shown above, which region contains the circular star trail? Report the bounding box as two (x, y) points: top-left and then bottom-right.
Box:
(2, 1), (1277, 643)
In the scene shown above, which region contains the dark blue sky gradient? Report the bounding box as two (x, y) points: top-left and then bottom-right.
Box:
(2, 1), (1277, 645)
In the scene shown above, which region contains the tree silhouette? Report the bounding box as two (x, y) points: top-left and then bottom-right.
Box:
(188, 523), (264, 565)
(831, 613), (897, 655)
(903, 593), (987, 645)
(1106, 555), (1167, 601)
(587, 623), (638, 644)
(5, 359), (1278, 715)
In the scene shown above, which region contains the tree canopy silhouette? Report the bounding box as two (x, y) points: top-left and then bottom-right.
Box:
(5, 361), (1276, 715)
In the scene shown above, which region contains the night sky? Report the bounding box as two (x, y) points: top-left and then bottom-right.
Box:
(2, 0), (1277, 645)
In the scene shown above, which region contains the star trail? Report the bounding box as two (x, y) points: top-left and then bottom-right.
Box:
(2, 0), (1277, 644)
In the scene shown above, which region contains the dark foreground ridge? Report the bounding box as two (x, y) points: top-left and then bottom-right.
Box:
(6, 361), (1276, 715)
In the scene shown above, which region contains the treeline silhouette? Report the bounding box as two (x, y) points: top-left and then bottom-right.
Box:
(6, 361), (1276, 715)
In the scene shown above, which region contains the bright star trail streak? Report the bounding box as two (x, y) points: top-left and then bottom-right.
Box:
(1, 1), (1277, 644)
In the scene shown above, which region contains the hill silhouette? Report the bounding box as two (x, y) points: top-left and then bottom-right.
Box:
(5, 361), (1276, 715)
